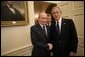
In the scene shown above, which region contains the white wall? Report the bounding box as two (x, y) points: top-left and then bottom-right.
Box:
(1, 1), (34, 56)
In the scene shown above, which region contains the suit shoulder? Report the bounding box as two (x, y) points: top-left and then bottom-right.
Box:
(63, 18), (73, 22)
(31, 24), (38, 30)
(63, 18), (72, 21)
(31, 25), (36, 29)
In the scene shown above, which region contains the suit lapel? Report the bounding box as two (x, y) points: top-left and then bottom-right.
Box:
(37, 24), (47, 38)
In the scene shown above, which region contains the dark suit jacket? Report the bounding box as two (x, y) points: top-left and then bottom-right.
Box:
(50, 18), (78, 56)
(31, 24), (51, 56)
(1, 4), (24, 21)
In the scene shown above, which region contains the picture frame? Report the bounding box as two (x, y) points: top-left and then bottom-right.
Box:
(1, 1), (29, 26)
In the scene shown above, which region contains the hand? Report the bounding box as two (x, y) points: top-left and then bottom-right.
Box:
(69, 52), (76, 56)
(47, 43), (53, 50)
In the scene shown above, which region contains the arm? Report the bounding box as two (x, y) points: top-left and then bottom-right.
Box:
(69, 20), (78, 55)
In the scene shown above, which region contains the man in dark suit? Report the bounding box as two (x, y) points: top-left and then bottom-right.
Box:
(47, 14), (51, 27)
(1, 1), (24, 21)
(50, 6), (78, 56)
(30, 12), (53, 56)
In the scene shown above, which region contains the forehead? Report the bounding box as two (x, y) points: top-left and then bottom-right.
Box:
(51, 7), (60, 12)
(39, 13), (47, 17)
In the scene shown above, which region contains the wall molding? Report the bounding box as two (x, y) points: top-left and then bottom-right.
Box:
(78, 36), (84, 47)
(78, 36), (84, 38)
(1, 44), (32, 56)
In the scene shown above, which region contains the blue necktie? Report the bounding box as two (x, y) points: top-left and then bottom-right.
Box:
(56, 21), (59, 34)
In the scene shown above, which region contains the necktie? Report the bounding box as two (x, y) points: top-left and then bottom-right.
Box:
(43, 25), (47, 36)
(56, 21), (59, 34)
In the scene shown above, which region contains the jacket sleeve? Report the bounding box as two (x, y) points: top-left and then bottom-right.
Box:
(69, 20), (78, 53)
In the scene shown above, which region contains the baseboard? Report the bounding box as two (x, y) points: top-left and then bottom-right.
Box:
(1, 44), (33, 56)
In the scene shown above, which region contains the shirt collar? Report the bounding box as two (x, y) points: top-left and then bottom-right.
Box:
(56, 17), (62, 23)
(39, 23), (45, 29)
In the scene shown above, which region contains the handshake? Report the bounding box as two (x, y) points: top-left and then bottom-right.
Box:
(47, 43), (53, 50)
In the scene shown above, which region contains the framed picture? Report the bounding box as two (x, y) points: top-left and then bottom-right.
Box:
(1, 1), (29, 26)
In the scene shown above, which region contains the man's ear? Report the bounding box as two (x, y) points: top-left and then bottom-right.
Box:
(38, 17), (40, 21)
(38, 17), (40, 19)
(38, 17), (39, 19)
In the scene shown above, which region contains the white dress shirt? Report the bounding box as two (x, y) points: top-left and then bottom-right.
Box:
(56, 17), (62, 33)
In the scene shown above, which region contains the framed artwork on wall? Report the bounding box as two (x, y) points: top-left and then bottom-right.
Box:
(1, 1), (29, 26)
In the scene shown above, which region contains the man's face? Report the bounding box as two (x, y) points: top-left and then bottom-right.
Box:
(38, 12), (48, 25)
(47, 14), (51, 24)
(51, 7), (61, 21)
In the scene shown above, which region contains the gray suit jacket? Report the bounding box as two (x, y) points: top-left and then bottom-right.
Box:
(30, 23), (51, 56)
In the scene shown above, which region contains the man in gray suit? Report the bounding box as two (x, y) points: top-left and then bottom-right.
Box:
(30, 12), (53, 56)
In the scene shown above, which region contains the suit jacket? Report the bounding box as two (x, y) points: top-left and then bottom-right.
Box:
(50, 18), (78, 56)
(1, 4), (24, 21)
(31, 24), (51, 56)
